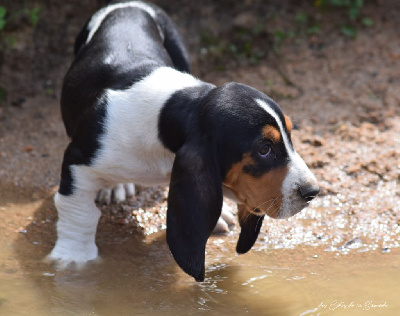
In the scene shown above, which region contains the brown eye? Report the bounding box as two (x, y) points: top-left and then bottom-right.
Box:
(258, 145), (271, 157)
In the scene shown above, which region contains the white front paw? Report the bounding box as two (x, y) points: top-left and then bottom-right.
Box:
(96, 188), (112, 204)
(47, 239), (99, 269)
(96, 183), (135, 204)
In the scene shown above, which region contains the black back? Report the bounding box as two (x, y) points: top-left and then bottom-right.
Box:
(62, 2), (190, 139)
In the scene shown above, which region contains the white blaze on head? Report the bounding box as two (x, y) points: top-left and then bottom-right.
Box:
(255, 98), (318, 218)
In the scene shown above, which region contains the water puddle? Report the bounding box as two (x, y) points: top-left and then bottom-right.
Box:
(1, 187), (399, 315)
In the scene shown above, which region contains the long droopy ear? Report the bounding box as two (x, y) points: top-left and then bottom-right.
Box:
(167, 137), (223, 282)
(236, 205), (265, 254)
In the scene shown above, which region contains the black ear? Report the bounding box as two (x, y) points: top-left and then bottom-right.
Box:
(236, 205), (264, 254)
(166, 137), (223, 282)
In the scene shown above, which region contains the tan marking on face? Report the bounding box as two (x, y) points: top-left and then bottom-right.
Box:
(284, 115), (292, 134)
(223, 154), (289, 218)
(262, 125), (281, 143)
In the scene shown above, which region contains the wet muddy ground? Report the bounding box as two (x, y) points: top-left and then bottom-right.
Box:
(0, 0), (399, 315)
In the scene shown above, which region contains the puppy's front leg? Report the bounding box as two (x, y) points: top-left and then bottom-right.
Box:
(49, 189), (101, 268)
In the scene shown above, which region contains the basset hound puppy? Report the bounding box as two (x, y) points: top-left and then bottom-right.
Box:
(49, 0), (319, 281)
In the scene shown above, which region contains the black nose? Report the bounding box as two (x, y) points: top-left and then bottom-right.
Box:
(299, 185), (320, 202)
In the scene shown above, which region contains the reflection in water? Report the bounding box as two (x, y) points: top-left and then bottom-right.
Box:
(2, 230), (400, 315)
(51, 271), (99, 315)
(1, 194), (399, 315)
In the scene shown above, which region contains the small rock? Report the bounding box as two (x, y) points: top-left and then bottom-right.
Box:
(311, 137), (325, 147)
(340, 238), (363, 250)
(301, 136), (325, 147)
(116, 218), (129, 225)
(345, 164), (361, 174)
(311, 159), (326, 168)
(24, 145), (34, 152)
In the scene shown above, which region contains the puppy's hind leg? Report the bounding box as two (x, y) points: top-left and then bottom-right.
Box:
(49, 164), (102, 268)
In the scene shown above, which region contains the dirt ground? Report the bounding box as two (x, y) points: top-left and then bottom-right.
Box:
(0, 0), (399, 257)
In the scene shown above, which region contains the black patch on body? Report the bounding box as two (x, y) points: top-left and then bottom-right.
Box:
(158, 84), (215, 153)
(58, 99), (107, 196)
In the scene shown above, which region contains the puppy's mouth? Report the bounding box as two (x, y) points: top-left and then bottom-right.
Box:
(244, 196), (283, 219)
(276, 196), (309, 219)
(222, 185), (286, 219)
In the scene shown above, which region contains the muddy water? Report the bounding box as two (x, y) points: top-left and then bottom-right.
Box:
(1, 188), (399, 316)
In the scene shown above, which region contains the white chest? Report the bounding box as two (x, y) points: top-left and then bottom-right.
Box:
(91, 67), (201, 185)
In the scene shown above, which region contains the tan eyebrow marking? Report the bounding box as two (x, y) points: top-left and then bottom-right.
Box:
(262, 125), (281, 143)
(284, 115), (292, 134)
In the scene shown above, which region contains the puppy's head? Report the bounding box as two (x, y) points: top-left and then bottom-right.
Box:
(215, 85), (319, 220)
(166, 82), (318, 281)
(203, 82), (319, 253)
